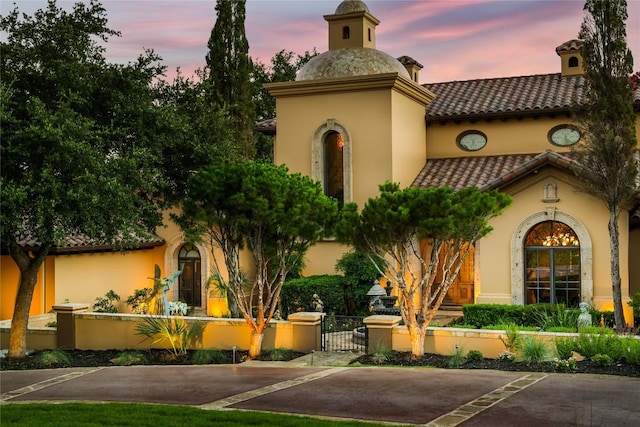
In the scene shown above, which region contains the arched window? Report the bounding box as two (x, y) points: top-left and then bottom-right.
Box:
(568, 56), (579, 67)
(524, 221), (580, 306)
(367, 28), (371, 42)
(312, 119), (352, 207)
(342, 26), (350, 39)
(323, 131), (344, 207)
(178, 244), (201, 306)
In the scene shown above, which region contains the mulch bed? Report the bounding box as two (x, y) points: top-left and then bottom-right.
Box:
(353, 351), (640, 377)
(2, 349), (639, 377)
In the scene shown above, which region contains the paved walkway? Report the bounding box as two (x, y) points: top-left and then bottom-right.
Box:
(2, 353), (639, 426)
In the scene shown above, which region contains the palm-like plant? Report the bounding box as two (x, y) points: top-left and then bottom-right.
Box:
(135, 316), (206, 356)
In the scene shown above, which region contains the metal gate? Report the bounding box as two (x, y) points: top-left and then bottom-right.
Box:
(321, 315), (368, 353)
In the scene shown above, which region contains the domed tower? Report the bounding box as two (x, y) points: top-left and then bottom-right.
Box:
(264, 1), (434, 274)
(326, 0), (378, 50)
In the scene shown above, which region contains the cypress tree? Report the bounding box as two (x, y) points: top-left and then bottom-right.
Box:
(573, 0), (638, 328)
(206, 0), (255, 158)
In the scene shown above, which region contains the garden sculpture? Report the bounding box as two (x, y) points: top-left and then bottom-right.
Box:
(311, 294), (324, 312)
(577, 301), (593, 328)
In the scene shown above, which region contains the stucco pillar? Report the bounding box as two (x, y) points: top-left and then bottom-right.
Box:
(54, 303), (89, 350)
(364, 315), (402, 353)
(288, 312), (323, 352)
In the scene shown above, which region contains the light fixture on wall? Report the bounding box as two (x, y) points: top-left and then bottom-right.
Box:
(336, 133), (344, 148)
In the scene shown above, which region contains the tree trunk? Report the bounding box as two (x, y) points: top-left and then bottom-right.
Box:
(608, 210), (626, 329)
(407, 323), (426, 357)
(7, 243), (50, 358)
(248, 331), (264, 359)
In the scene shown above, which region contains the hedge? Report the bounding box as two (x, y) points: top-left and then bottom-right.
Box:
(280, 275), (345, 316)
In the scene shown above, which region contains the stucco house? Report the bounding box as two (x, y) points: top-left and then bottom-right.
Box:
(260, 0), (640, 321)
(2, 0), (638, 323)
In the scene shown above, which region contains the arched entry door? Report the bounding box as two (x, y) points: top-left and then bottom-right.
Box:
(435, 244), (475, 306)
(524, 221), (580, 306)
(178, 244), (201, 306)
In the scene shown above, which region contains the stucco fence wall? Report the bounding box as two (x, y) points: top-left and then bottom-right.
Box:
(365, 315), (571, 358)
(2, 310), (581, 359)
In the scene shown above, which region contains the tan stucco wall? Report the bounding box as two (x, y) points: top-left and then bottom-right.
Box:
(54, 247), (164, 312)
(390, 90), (427, 187)
(275, 88), (393, 208)
(478, 168), (630, 313)
(426, 117), (579, 159)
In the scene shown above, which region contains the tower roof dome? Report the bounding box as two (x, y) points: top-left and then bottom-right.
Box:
(335, 0), (370, 15)
(296, 47), (410, 81)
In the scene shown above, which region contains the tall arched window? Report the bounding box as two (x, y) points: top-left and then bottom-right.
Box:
(524, 221), (580, 306)
(342, 26), (350, 39)
(323, 131), (344, 207)
(178, 244), (201, 306)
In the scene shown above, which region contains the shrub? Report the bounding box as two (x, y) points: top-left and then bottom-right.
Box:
(497, 350), (517, 362)
(44, 321), (57, 328)
(499, 324), (523, 353)
(466, 350), (484, 362)
(628, 291), (640, 320)
(335, 250), (386, 316)
(36, 349), (70, 368)
(591, 353), (612, 367)
(552, 357), (577, 372)
(520, 335), (549, 364)
(525, 304), (579, 331)
(555, 337), (577, 360)
(575, 329), (623, 360)
(113, 351), (147, 366)
(93, 290), (121, 313)
(621, 337), (640, 364)
(266, 348), (297, 361)
(371, 342), (391, 364)
(448, 344), (465, 368)
(126, 288), (153, 314)
(462, 304), (523, 328)
(280, 275), (345, 316)
(546, 326), (576, 333)
(484, 324), (538, 331)
(192, 349), (229, 365)
(135, 316), (206, 356)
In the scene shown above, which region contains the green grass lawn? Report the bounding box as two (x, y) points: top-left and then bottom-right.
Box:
(1, 403), (388, 427)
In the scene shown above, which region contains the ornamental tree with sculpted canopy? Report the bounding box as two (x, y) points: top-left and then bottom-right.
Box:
(176, 159), (338, 358)
(337, 182), (511, 357)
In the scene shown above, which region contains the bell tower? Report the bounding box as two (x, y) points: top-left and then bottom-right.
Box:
(324, 0), (379, 50)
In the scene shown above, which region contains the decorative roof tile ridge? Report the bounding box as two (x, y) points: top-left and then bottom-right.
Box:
(479, 150), (576, 192)
(422, 72), (563, 87)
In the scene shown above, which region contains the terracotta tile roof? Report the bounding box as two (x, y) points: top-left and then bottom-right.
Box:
(555, 39), (583, 53)
(423, 73), (585, 121)
(397, 55), (423, 69)
(254, 117), (276, 135)
(256, 73), (639, 132)
(412, 150), (578, 191)
(17, 231), (164, 254)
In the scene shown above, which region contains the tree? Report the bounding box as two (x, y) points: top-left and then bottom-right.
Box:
(251, 49), (318, 122)
(177, 159), (338, 358)
(572, 0), (639, 328)
(251, 49), (317, 161)
(337, 183), (511, 357)
(206, 0), (255, 158)
(0, 0), (217, 357)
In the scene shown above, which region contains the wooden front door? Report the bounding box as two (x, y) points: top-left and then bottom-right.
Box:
(436, 245), (475, 306)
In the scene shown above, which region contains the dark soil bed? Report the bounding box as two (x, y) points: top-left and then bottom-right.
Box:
(0, 348), (303, 371)
(353, 351), (640, 377)
(2, 349), (639, 377)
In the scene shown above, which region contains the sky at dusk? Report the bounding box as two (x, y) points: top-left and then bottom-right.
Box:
(2, 0), (640, 84)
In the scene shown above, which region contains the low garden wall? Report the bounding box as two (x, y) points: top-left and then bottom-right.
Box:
(3, 309), (603, 358)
